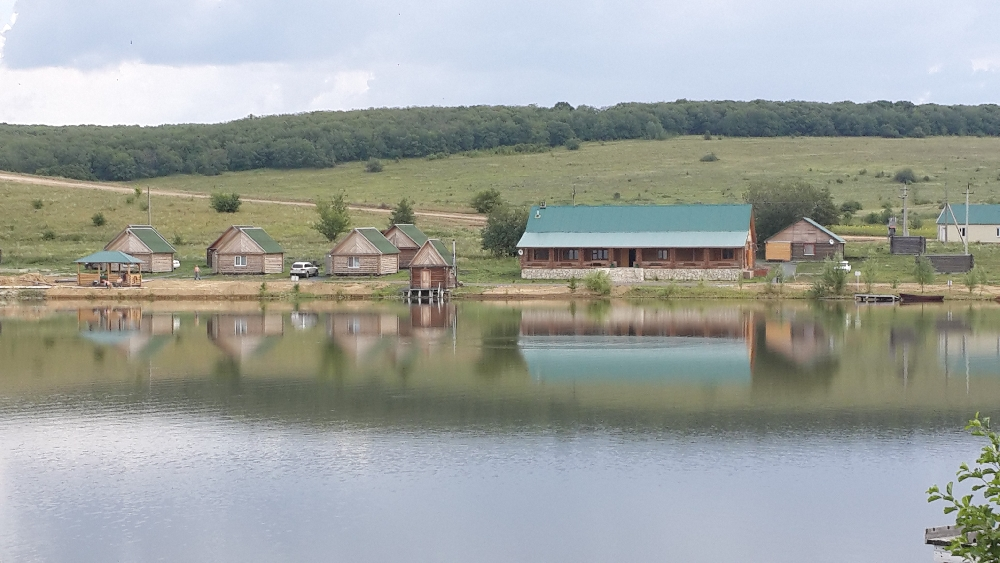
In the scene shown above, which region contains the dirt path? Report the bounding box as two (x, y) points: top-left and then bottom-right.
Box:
(0, 171), (486, 226)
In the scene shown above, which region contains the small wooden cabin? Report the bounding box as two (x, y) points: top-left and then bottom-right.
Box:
(329, 228), (400, 276)
(206, 226), (284, 275)
(383, 224), (429, 268)
(764, 218), (845, 262)
(105, 225), (175, 273)
(409, 239), (457, 290)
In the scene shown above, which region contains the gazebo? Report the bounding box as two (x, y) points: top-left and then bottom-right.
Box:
(74, 251), (144, 287)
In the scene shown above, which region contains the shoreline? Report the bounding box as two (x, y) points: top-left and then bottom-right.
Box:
(2, 274), (999, 302)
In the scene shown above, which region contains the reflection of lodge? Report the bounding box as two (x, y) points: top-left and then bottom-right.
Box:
(326, 305), (457, 359)
(518, 307), (755, 383)
(762, 319), (834, 367)
(751, 315), (839, 393)
(207, 314), (284, 360)
(939, 331), (1000, 379)
(77, 307), (178, 359)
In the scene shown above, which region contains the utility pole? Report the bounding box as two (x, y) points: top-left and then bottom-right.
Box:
(900, 182), (909, 237)
(964, 182), (972, 255)
(147, 186), (152, 225)
(572, 186), (576, 206)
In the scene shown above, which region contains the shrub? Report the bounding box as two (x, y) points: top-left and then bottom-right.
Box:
(480, 204), (528, 257)
(910, 214), (923, 229)
(31, 199), (43, 210)
(125, 196), (135, 204)
(172, 234), (184, 245)
(365, 158), (383, 173)
(388, 197), (416, 226)
(613, 192), (621, 200)
(840, 200), (863, 221)
(41, 229), (55, 241)
(810, 258), (848, 297)
(963, 268), (981, 294)
(139, 201), (149, 211)
(700, 152), (719, 162)
(565, 138), (581, 150)
(703, 131), (712, 140)
(584, 271), (612, 296)
(471, 188), (504, 214)
(862, 257), (877, 293)
(91, 212), (106, 227)
(893, 168), (918, 184)
(314, 194), (351, 241)
(210, 192), (242, 213)
(913, 256), (935, 291)
(133, 186), (143, 197)
(568, 276), (577, 293)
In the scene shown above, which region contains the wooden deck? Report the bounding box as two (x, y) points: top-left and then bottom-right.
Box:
(405, 287), (449, 303)
(855, 294), (899, 303)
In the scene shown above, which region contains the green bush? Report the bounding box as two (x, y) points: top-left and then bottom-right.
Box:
(913, 256), (935, 291)
(41, 229), (55, 241)
(480, 204), (528, 257)
(700, 152), (719, 162)
(365, 158), (384, 173)
(565, 138), (581, 150)
(893, 168), (917, 184)
(31, 199), (43, 210)
(810, 258), (848, 297)
(210, 192), (242, 213)
(584, 271), (612, 296)
(91, 212), (106, 227)
(471, 188), (504, 214)
(314, 194), (351, 241)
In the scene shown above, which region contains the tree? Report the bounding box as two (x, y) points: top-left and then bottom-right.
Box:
(964, 268), (982, 294)
(840, 200), (863, 221)
(743, 181), (839, 243)
(388, 197), (416, 226)
(928, 415), (1000, 563)
(914, 256), (935, 291)
(893, 168), (918, 184)
(809, 258), (848, 297)
(471, 188), (504, 214)
(862, 256), (878, 293)
(365, 158), (383, 173)
(481, 205), (528, 257)
(314, 194), (351, 242)
(210, 192), (241, 213)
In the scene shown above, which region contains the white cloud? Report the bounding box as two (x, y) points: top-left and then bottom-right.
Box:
(0, 9), (16, 62)
(971, 57), (1000, 72)
(0, 61), (374, 125)
(927, 63), (943, 75)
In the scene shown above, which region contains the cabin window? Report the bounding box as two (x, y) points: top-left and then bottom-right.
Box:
(533, 249), (549, 261)
(803, 244), (815, 256)
(675, 248), (695, 262)
(590, 249), (608, 261)
(562, 249), (578, 260)
(657, 249), (669, 260)
(234, 319), (248, 335)
(722, 248), (735, 260)
(347, 256), (361, 269)
(960, 227), (967, 237)
(234, 256), (247, 267)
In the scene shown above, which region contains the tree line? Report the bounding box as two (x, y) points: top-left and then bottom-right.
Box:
(3, 100), (1000, 181)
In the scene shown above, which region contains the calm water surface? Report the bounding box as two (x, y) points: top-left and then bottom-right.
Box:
(0, 300), (995, 562)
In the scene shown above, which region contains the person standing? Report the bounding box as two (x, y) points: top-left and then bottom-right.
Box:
(194, 265), (201, 280)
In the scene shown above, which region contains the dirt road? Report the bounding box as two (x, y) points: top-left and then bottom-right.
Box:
(0, 171), (487, 226)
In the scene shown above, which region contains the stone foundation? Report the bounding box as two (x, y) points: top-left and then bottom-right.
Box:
(521, 267), (743, 283)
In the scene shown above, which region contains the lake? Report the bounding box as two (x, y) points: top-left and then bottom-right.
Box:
(0, 299), (995, 563)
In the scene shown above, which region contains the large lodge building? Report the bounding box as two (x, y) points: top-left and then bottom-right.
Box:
(516, 204), (756, 281)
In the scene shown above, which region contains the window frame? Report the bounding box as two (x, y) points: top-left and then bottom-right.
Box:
(532, 249), (550, 261)
(590, 249), (609, 261)
(722, 248), (735, 260)
(562, 249), (578, 261)
(347, 256), (361, 269)
(234, 255), (247, 267)
(803, 244), (815, 256)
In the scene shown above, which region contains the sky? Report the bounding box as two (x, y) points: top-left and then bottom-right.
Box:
(0, 0), (999, 126)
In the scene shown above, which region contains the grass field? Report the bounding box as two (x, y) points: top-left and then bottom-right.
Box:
(5, 135), (1000, 283)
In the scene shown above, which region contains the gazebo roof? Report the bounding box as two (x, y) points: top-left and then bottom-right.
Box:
(74, 250), (144, 264)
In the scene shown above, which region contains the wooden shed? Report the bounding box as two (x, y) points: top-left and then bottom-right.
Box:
(104, 225), (175, 273)
(206, 225), (284, 275)
(409, 239), (457, 290)
(764, 218), (845, 262)
(329, 228), (400, 276)
(383, 224), (429, 268)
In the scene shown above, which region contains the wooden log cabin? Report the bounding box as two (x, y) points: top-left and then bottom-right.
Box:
(764, 218), (845, 262)
(409, 239), (457, 290)
(516, 204), (756, 281)
(206, 226), (284, 275)
(383, 224), (429, 268)
(329, 228), (400, 276)
(104, 225), (176, 273)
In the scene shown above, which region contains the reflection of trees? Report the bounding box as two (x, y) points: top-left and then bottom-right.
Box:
(213, 357), (241, 389)
(318, 340), (348, 382)
(475, 308), (526, 378)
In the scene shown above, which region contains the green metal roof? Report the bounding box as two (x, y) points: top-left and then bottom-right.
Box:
(358, 228), (400, 254)
(801, 218), (846, 243)
(394, 224), (429, 246)
(517, 204), (752, 248)
(74, 250), (143, 264)
(429, 239), (454, 266)
(242, 227), (283, 253)
(127, 226), (175, 253)
(936, 204), (1000, 225)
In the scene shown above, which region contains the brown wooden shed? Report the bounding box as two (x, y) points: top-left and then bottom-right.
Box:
(329, 228), (400, 276)
(409, 239), (457, 290)
(383, 224), (429, 268)
(104, 225), (176, 273)
(206, 226), (284, 274)
(764, 218), (845, 262)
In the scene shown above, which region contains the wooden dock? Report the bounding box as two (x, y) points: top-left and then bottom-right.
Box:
(405, 286), (449, 303)
(855, 293), (899, 303)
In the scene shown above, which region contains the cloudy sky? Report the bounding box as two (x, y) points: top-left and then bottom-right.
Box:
(1, 0), (999, 126)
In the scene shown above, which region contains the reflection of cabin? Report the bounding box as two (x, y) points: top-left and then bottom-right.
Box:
(207, 226), (284, 275)
(329, 228), (400, 276)
(207, 314), (284, 360)
(763, 319), (833, 366)
(327, 312), (401, 359)
(77, 307), (177, 359)
(105, 225), (176, 272)
(409, 239), (457, 290)
(516, 204), (756, 281)
(409, 304), (457, 332)
(764, 218), (845, 262)
(383, 224), (428, 268)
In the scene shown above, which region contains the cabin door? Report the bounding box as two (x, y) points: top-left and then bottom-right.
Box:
(420, 269), (431, 289)
(628, 249), (637, 267)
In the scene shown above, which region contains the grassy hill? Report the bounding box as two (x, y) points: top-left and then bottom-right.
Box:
(4, 135), (1000, 281)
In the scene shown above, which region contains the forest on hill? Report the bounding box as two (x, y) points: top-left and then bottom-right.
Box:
(2, 100), (1000, 182)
